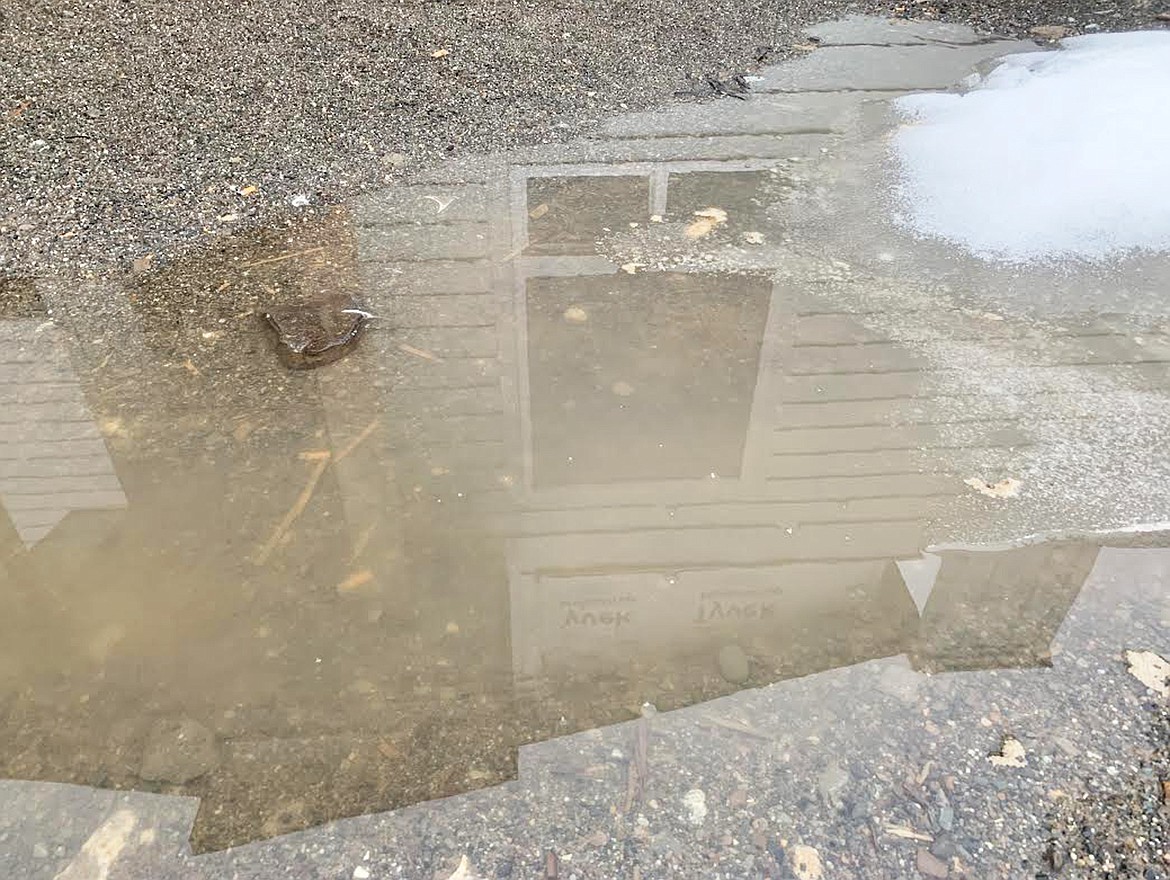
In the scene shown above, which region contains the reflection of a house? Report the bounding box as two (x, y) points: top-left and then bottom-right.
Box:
(0, 292), (127, 555)
(378, 154), (1100, 690)
(0, 161), (1101, 844)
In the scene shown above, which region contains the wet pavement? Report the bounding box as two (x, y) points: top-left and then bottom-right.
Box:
(1, 16), (1169, 880)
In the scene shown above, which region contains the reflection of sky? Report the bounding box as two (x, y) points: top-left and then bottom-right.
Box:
(0, 319), (125, 546)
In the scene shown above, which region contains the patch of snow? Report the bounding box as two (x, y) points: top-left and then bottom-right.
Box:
(892, 32), (1170, 262)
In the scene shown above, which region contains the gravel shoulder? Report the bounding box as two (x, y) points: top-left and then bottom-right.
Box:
(2, 0), (1167, 276)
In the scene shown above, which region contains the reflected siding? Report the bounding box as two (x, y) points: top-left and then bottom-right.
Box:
(0, 320), (125, 546)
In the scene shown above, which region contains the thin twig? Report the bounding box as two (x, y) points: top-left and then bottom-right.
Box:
(349, 522), (376, 564)
(254, 419), (378, 565)
(622, 716), (650, 812)
(695, 715), (772, 740)
(399, 343), (441, 362)
(254, 454), (331, 564)
(335, 418), (380, 463)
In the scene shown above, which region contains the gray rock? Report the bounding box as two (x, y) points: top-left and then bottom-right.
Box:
(817, 762), (850, 807)
(930, 832), (959, 859)
(139, 718), (221, 784)
(938, 805), (955, 831)
(717, 645), (751, 684)
(876, 662), (924, 704)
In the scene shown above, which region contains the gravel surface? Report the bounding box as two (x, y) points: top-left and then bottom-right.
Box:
(2, 0), (1168, 277)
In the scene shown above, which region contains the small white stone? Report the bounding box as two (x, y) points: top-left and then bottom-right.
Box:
(353, 866), (371, 879)
(683, 789), (708, 826)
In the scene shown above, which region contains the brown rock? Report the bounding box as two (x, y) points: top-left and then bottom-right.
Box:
(750, 817), (769, 849)
(916, 847), (949, 878)
(1030, 24), (1069, 40)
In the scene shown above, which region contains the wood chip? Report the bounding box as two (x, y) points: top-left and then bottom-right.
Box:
(989, 735), (1027, 768)
(446, 855), (481, 880)
(563, 306), (588, 324)
(885, 825), (934, 842)
(684, 206), (728, 239)
(399, 343), (441, 361)
(1030, 24), (1069, 40)
(336, 569), (374, 593)
(790, 844), (823, 880)
(1126, 649), (1170, 696)
(964, 476), (1021, 498)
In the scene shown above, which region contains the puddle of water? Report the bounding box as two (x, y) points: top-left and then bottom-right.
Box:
(527, 271), (771, 485)
(2, 122), (1169, 862)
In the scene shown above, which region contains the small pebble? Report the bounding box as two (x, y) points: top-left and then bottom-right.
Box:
(717, 644), (750, 684)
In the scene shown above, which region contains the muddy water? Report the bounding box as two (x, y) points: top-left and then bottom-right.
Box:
(0, 164), (1167, 855)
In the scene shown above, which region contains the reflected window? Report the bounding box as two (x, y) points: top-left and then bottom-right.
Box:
(526, 271), (770, 485)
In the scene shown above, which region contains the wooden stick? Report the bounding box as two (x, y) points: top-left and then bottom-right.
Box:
(399, 343), (441, 362)
(335, 418), (380, 464)
(254, 454), (331, 565)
